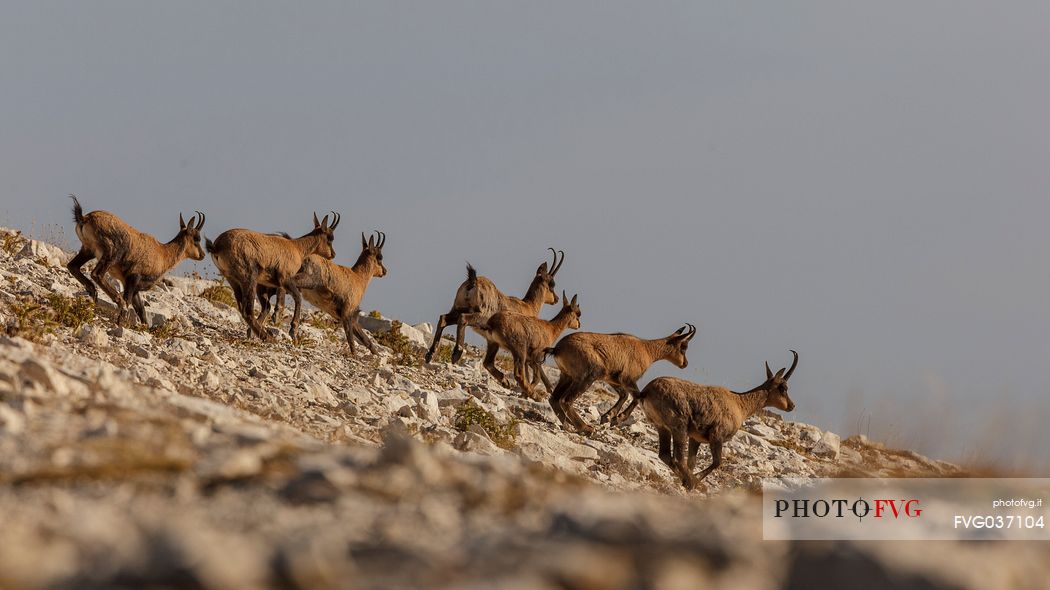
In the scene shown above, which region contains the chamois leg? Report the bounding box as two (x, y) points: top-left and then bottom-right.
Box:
(226, 281), (253, 339)
(255, 286), (273, 326)
(608, 382), (642, 426)
(350, 312), (376, 354)
(562, 376), (598, 436)
(657, 428), (673, 469)
(451, 316), (470, 364)
(548, 376), (572, 426)
(91, 254), (126, 324)
(672, 430), (694, 490)
(481, 342), (507, 385)
(599, 385), (630, 424)
(424, 310), (457, 364)
(696, 442), (722, 483)
(123, 275), (146, 326)
(513, 355), (542, 400)
(688, 439), (701, 470)
(341, 316), (357, 355)
(271, 289), (285, 324)
(66, 248), (98, 301)
(532, 362), (555, 394)
(242, 271), (270, 340)
(284, 278), (304, 339)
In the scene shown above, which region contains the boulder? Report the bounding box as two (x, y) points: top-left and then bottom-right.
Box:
(812, 431), (841, 460)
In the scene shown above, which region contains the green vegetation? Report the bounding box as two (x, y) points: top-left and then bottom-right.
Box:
(374, 320), (423, 366)
(431, 343), (454, 364)
(368, 309), (382, 319)
(199, 282), (236, 308)
(453, 400), (519, 450)
(305, 311), (337, 331)
(5, 293), (95, 342)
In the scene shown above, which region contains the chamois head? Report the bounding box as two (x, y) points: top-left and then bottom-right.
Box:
(532, 248), (565, 305)
(758, 350), (798, 411)
(309, 211), (341, 259)
(359, 230), (387, 278)
(177, 211), (207, 261)
(663, 323), (697, 368)
(559, 291), (582, 329)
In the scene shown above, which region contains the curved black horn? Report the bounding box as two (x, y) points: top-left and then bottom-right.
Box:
(195, 210), (205, 229)
(552, 249), (565, 276)
(684, 323), (697, 341)
(783, 350), (799, 380)
(546, 247), (559, 274)
(330, 211), (341, 230)
(378, 231), (385, 248)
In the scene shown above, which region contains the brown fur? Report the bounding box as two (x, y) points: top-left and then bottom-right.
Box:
(639, 351), (798, 490)
(66, 195), (206, 327)
(207, 212), (340, 340)
(424, 248), (565, 365)
(293, 231), (387, 355)
(547, 324), (696, 435)
(472, 293), (581, 400)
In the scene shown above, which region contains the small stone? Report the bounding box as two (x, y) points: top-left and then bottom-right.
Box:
(812, 431), (841, 459)
(127, 343), (151, 359)
(78, 324), (108, 347)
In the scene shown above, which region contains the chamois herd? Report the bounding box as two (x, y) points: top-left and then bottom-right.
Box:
(62, 196), (799, 489)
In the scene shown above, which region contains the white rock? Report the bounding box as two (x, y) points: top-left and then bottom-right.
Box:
(15, 239), (66, 267)
(0, 403), (25, 435)
(198, 370), (222, 390)
(77, 324), (108, 347)
(515, 422), (598, 463)
(412, 390), (441, 422)
(453, 430), (504, 455)
(342, 388), (372, 406)
(812, 431), (841, 459)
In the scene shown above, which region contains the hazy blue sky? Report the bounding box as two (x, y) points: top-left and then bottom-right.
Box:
(2, 2), (1048, 468)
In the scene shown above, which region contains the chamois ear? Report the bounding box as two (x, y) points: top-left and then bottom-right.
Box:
(538, 261), (549, 274)
(320, 214), (330, 230)
(313, 211), (321, 227)
(562, 290), (568, 306)
(766, 362), (774, 380)
(570, 293), (578, 305)
(361, 232), (367, 249)
(368, 234), (375, 248)
(179, 213), (187, 230)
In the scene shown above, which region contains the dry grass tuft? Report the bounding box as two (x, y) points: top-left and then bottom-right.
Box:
(453, 400), (519, 450)
(374, 320), (422, 366)
(4, 294), (95, 341)
(200, 282), (237, 308)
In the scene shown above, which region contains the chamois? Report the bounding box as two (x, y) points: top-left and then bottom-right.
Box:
(546, 324), (696, 435)
(471, 293), (581, 400)
(639, 351), (798, 490)
(423, 248), (564, 365)
(293, 231), (388, 355)
(66, 195), (206, 327)
(206, 212), (340, 340)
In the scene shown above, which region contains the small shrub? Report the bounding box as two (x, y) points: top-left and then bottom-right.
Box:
(292, 334), (317, 348)
(149, 319), (182, 340)
(46, 294), (95, 331)
(1, 231), (25, 255)
(368, 309), (382, 319)
(305, 311), (336, 331)
(453, 400), (518, 450)
(374, 320), (422, 366)
(200, 282), (236, 308)
(4, 294), (94, 341)
(431, 343), (454, 364)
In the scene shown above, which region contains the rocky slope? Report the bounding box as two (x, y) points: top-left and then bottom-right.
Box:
(0, 227), (1045, 590)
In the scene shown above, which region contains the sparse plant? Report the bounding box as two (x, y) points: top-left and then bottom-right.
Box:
(453, 400), (519, 450)
(304, 311), (337, 331)
(431, 343), (455, 364)
(292, 334), (317, 348)
(148, 319), (182, 340)
(374, 320), (422, 366)
(4, 294), (95, 341)
(368, 309), (382, 319)
(200, 281), (236, 308)
(46, 293), (95, 331)
(1, 231), (25, 255)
